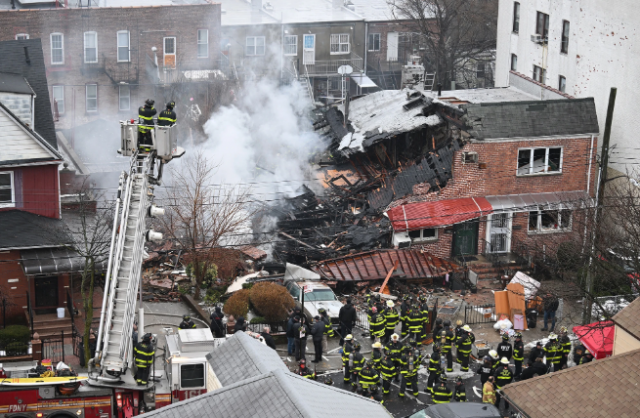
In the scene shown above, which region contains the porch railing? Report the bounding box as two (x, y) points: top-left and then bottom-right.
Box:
(305, 53), (364, 77)
(26, 291), (34, 335)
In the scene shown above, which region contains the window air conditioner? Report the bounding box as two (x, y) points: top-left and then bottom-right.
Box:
(531, 34), (546, 44)
(462, 151), (478, 164)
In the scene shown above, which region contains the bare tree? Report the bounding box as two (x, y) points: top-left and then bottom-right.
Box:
(388, 0), (498, 88)
(160, 154), (258, 299)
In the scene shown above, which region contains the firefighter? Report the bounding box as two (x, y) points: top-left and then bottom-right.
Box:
(342, 334), (354, 383)
(385, 333), (403, 382)
(418, 294), (430, 341)
(178, 315), (196, 330)
(545, 333), (562, 372)
(400, 295), (412, 337)
(454, 319), (464, 339)
(489, 349), (500, 371)
(426, 343), (442, 394)
(478, 354), (493, 385)
(493, 357), (513, 411)
(398, 346), (420, 398)
(369, 307), (386, 341)
(157, 101), (177, 127)
(432, 318), (443, 347)
(407, 303), (423, 343)
(371, 341), (383, 370)
(134, 333), (155, 385)
(432, 380), (452, 404)
(513, 332), (524, 377)
(559, 326), (572, 369)
(384, 300), (399, 342)
(442, 321), (455, 372)
(349, 342), (365, 388)
(358, 360), (380, 396)
(137, 99), (157, 150)
(456, 325), (474, 372)
(318, 307), (334, 352)
(580, 348), (594, 364)
(497, 333), (513, 361)
(297, 359), (316, 379)
(380, 349), (396, 395)
(453, 376), (466, 402)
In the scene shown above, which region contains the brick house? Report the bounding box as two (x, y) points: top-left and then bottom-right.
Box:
(386, 92), (599, 264)
(0, 4), (222, 130)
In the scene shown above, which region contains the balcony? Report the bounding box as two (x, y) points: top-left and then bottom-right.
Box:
(304, 53), (364, 77)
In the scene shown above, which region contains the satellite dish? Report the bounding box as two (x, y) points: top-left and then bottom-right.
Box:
(337, 65), (353, 75)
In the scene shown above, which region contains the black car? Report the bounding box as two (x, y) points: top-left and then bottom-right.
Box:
(407, 403), (502, 418)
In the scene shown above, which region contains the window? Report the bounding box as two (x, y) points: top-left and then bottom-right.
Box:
(512, 2), (520, 33)
(305, 290), (338, 302)
(558, 75), (566, 93)
(50, 33), (64, 65)
(536, 12), (549, 38)
(561, 20), (570, 53)
(180, 364), (204, 388)
(283, 35), (297, 56)
(330, 34), (350, 55)
(528, 209), (571, 233)
(368, 33), (380, 51)
(85, 84), (97, 112)
(287, 282), (300, 300)
(118, 85), (130, 111)
(0, 172), (15, 208)
(476, 62), (485, 78)
(117, 31), (130, 62)
(510, 54), (518, 71)
(517, 147), (562, 175)
(197, 29), (208, 58)
(245, 36), (265, 56)
(52, 85), (65, 115)
(84, 31), (98, 63)
(408, 228), (438, 242)
(15, 34), (29, 40)
(163, 37), (177, 68)
(533, 65), (546, 83)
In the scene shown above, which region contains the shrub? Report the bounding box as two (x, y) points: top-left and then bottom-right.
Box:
(249, 282), (295, 322)
(204, 288), (223, 305)
(224, 289), (250, 318)
(0, 325), (31, 348)
(250, 316), (266, 324)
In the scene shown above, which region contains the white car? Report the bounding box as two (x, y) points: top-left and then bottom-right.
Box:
(285, 280), (342, 325)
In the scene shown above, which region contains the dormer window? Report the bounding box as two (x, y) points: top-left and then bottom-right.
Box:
(0, 72), (35, 127)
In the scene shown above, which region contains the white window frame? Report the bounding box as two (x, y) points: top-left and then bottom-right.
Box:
(52, 85), (65, 115)
(85, 84), (98, 113)
(245, 36), (265, 56)
(330, 33), (350, 55)
(510, 54), (517, 71)
(408, 228), (438, 243)
(84, 31), (98, 64)
(532, 65), (546, 83)
(283, 35), (297, 56)
(0, 171), (15, 209)
(117, 30), (130, 63)
(368, 33), (380, 52)
(558, 75), (566, 93)
(50, 33), (64, 65)
(528, 209), (572, 234)
(15, 34), (29, 40)
(197, 29), (209, 59)
(517, 147), (563, 176)
(118, 85), (130, 111)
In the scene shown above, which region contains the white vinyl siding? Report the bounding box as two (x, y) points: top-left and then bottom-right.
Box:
(119, 85), (130, 111)
(283, 35), (297, 56)
(0, 109), (52, 161)
(330, 34), (350, 55)
(51, 33), (64, 65)
(84, 31), (98, 64)
(246, 36), (265, 56)
(52, 86), (65, 114)
(117, 31), (130, 62)
(197, 29), (208, 58)
(85, 84), (97, 112)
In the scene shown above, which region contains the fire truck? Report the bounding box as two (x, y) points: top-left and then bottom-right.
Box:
(0, 122), (223, 418)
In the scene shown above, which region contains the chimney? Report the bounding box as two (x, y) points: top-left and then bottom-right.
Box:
(437, 83), (442, 97)
(251, 0), (262, 10)
(332, 0), (343, 9)
(24, 46), (31, 65)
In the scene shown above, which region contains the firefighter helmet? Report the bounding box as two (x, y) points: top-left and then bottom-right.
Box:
(142, 333), (152, 342)
(515, 332), (523, 338)
(183, 315), (190, 321)
(456, 319), (463, 326)
(324, 377), (333, 385)
(502, 334), (510, 341)
(167, 101), (175, 109)
(318, 308), (326, 314)
(372, 342), (382, 349)
(391, 333), (399, 341)
(549, 333), (558, 340)
(436, 318), (443, 325)
(345, 334), (353, 341)
(500, 357), (509, 365)
(387, 300), (394, 308)
(443, 319), (451, 327)
(462, 325), (472, 332)
(145, 99), (155, 107)
(353, 342), (361, 351)
(489, 350), (499, 360)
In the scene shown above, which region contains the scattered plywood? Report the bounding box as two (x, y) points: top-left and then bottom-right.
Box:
(494, 290), (510, 318)
(506, 282), (527, 326)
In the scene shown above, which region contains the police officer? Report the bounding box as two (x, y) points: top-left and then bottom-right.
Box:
(342, 334), (354, 383)
(178, 315), (196, 330)
(494, 358), (513, 410)
(383, 300), (399, 343)
(453, 376), (466, 402)
(137, 99), (157, 150)
(432, 380), (452, 404)
(349, 342), (365, 388)
(371, 341), (383, 370)
(380, 348), (396, 396)
(513, 332), (524, 377)
(134, 333), (155, 385)
(398, 346), (420, 398)
(157, 101), (177, 127)
(497, 334), (513, 361)
(358, 360), (380, 396)
(426, 343), (442, 394)
(385, 333), (403, 382)
(369, 307), (386, 341)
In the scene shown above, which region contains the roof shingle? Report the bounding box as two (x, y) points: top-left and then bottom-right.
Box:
(612, 297), (640, 339)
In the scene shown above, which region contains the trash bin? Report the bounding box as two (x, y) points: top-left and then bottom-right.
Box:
(526, 308), (537, 329)
(57, 307), (65, 318)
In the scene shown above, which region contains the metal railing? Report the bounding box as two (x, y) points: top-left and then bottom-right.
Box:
(26, 291), (34, 335)
(41, 330), (65, 364)
(464, 304), (496, 324)
(245, 321), (287, 335)
(305, 53), (364, 77)
(66, 290), (75, 323)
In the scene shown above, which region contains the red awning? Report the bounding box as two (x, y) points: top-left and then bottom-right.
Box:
(387, 197), (493, 231)
(572, 321), (614, 360)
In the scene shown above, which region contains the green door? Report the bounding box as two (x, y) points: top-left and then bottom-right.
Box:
(452, 220), (479, 257)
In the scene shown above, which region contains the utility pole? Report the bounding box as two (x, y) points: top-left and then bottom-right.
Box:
(582, 87), (617, 324)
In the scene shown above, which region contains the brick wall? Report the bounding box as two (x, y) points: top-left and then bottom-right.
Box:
(0, 5), (221, 129)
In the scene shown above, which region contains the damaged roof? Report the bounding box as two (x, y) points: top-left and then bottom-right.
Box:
(501, 348), (640, 418)
(387, 197), (493, 231)
(461, 98), (600, 140)
(139, 369), (391, 418)
(206, 331), (288, 387)
(313, 249), (459, 282)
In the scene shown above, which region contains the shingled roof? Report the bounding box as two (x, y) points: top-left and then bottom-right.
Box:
(206, 331), (288, 387)
(460, 98), (600, 140)
(0, 39), (57, 149)
(501, 348), (640, 418)
(612, 297), (640, 339)
(138, 369), (391, 418)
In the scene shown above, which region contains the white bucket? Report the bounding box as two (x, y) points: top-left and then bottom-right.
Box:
(57, 307), (65, 318)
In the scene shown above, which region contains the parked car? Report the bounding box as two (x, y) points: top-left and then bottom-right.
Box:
(406, 403), (502, 418)
(284, 280), (342, 324)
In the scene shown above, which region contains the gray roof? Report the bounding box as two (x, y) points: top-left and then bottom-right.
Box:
(0, 40), (58, 149)
(206, 331), (288, 386)
(138, 369), (391, 418)
(0, 210), (71, 250)
(460, 98), (600, 140)
(0, 72), (34, 95)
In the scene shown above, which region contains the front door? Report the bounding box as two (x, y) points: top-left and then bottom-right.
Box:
(452, 220), (479, 257)
(303, 34), (315, 65)
(35, 276), (58, 308)
(486, 213), (512, 253)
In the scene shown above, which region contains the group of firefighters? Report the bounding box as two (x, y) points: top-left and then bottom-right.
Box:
(137, 99), (177, 151)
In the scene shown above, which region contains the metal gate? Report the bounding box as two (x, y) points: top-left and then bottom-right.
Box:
(41, 330), (65, 364)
